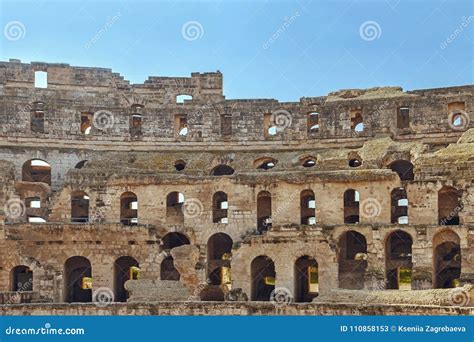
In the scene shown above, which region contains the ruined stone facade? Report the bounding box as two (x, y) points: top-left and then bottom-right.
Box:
(0, 59), (472, 312)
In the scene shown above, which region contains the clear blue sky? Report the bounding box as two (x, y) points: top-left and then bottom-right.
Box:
(0, 0), (472, 101)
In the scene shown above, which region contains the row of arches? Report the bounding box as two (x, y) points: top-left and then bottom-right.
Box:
(20, 159), (417, 184)
(7, 229), (462, 302)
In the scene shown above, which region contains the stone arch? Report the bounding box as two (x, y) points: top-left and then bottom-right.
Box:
(120, 191), (138, 226)
(160, 232), (190, 281)
(294, 255), (318, 302)
(251, 255), (275, 301)
(212, 191), (228, 224)
(210, 164), (235, 176)
(438, 186), (462, 225)
(22, 159), (51, 185)
(71, 191), (89, 223)
(300, 189), (316, 225)
(10, 265), (33, 291)
(433, 229), (461, 288)
(388, 160), (414, 181)
(385, 230), (413, 289)
(343, 189), (360, 224)
(114, 256), (139, 302)
(64, 256), (92, 303)
(338, 230), (367, 289)
(257, 191), (272, 233)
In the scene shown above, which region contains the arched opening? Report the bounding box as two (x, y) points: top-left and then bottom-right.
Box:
(307, 112), (320, 133)
(75, 160), (88, 169)
(210, 165), (235, 176)
(31, 101), (45, 133)
(389, 160), (414, 181)
(391, 188), (408, 224)
(294, 256), (318, 302)
(22, 159), (51, 185)
(351, 110), (364, 133)
(212, 192), (228, 223)
(130, 104), (143, 137)
(175, 160), (186, 171)
(176, 94), (193, 104)
(81, 112), (93, 135)
(207, 233), (233, 290)
(166, 191), (185, 223)
(433, 230), (461, 288)
(255, 157), (277, 170)
(438, 186), (462, 225)
(114, 256), (139, 302)
(160, 232), (190, 281)
(301, 157), (316, 168)
(385, 231), (413, 289)
(300, 189), (316, 225)
(257, 191), (272, 233)
(71, 191), (89, 223)
(10, 266), (33, 291)
(348, 158), (362, 167)
(64, 256), (92, 303)
(343, 189), (360, 224)
(120, 192), (138, 226)
(338, 230), (367, 289)
(251, 255), (275, 301)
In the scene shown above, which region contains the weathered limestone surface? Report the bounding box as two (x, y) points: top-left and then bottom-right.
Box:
(0, 60), (472, 314)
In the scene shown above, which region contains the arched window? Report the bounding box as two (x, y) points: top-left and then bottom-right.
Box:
(438, 186), (462, 225)
(166, 192), (185, 223)
(160, 233), (190, 281)
(174, 160), (186, 171)
(433, 230), (461, 288)
(64, 256), (92, 303)
(385, 230), (412, 289)
(294, 256), (318, 302)
(71, 191), (89, 223)
(388, 160), (414, 181)
(114, 256), (139, 302)
(391, 188), (408, 224)
(176, 94), (193, 104)
(120, 192), (138, 225)
(212, 192), (228, 223)
(351, 110), (364, 132)
(300, 189), (316, 225)
(207, 233), (232, 287)
(130, 104), (143, 137)
(31, 101), (45, 133)
(338, 230), (367, 289)
(10, 266), (33, 291)
(251, 256), (275, 301)
(257, 191), (272, 233)
(255, 157), (277, 170)
(210, 165), (234, 176)
(343, 189), (360, 224)
(307, 112), (320, 133)
(22, 159), (51, 185)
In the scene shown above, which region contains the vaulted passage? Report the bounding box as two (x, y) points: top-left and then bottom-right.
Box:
(343, 189), (360, 224)
(64, 256), (92, 303)
(114, 256), (139, 302)
(160, 233), (190, 281)
(338, 230), (367, 289)
(433, 230), (461, 288)
(210, 164), (234, 176)
(438, 186), (462, 225)
(257, 191), (272, 233)
(203, 233), (233, 301)
(251, 256), (275, 301)
(22, 159), (51, 185)
(10, 266), (33, 291)
(385, 230), (413, 289)
(71, 191), (89, 223)
(294, 256), (318, 302)
(120, 192), (138, 225)
(166, 192), (184, 224)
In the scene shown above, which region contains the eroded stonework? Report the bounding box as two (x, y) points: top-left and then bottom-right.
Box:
(0, 59), (472, 314)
